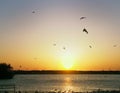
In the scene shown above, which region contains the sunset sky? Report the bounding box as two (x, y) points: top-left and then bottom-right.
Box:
(0, 0), (120, 70)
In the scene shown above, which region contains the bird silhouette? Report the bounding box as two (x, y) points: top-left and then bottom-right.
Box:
(80, 17), (86, 20)
(63, 46), (66, 50)
(83, 28), (88, 34)
(53, 43), (56, 46)
(32, 11), (35, 13)
(113, 44), (117, 47)
(89, 45), (92, 48)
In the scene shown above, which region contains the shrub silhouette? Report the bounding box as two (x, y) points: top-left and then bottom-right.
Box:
(0, 63), (14, 79)
(0, 63), (13, 73)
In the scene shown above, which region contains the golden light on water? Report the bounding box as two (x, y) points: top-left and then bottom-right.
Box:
(65, 77), (71, 82)
(63, 76), (73, 91)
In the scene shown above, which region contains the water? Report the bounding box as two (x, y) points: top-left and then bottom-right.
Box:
(0, 74), (120, 92)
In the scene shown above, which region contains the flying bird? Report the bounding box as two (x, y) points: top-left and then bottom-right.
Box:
(89, 45), (92, 48)
(63, 46), (66, 50)
(113, 44), (117, 47)
(53, 43), (56, 46)
(32, 11), (35, 13)
(83, 28), (88, 34)
(80, 17), (86, 20)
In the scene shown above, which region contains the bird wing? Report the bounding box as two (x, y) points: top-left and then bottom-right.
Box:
(89, 45), (92, 48)
(80, 17), (86, 20)
(32, 11), (35, 13)
(83, 28), (88, 34)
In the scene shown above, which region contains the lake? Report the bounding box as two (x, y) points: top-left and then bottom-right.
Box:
(0, 74), (120, 92)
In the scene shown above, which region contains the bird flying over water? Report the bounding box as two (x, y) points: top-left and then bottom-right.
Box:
(83, 28), (88, 34)
(80, 17), (86, 20)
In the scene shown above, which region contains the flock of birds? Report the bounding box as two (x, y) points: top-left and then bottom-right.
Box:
(13, 9), (117, 69)
(52, 16), (90, 50)
(31, 10), (119, 51)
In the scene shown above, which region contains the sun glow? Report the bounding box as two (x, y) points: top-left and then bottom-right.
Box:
(61, 51), (75, 70)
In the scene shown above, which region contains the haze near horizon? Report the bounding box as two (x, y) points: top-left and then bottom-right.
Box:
(0, 0), (120, 70)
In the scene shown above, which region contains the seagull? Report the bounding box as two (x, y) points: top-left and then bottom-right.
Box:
(113, 44), (117, 47)
(89, 45), (92, 48)
(53, 43), (56, 46)
(80, 17), (86, 20)
(63, 46), (66, 50)
(32, 11), (35, 13)
(83, 28), (88, 34)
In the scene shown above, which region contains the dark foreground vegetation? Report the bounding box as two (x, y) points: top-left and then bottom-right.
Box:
(0, 63), (14, 79)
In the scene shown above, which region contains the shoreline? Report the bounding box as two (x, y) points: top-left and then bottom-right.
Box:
(1, 89), (120, 93)
(14, 70), (120, 75)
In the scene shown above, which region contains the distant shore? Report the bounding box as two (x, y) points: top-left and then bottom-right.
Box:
(14, 70), (120, 74)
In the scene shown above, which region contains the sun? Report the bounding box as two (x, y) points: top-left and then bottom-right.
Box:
(62, 58), (74, 69)
(61, 51), (75, 70)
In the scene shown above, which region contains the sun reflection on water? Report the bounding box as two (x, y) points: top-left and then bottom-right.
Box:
(65, 77), (70, 82)
(63, 77), (73, 91)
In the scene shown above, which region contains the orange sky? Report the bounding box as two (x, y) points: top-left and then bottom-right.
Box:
(0, 0), (120, 70)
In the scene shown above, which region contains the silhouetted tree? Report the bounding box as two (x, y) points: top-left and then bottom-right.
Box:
(0, 63), (13, 73)
(0, 63), (14, 79)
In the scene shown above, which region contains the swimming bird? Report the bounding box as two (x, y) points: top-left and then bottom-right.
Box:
(80, 17), (86, 20)
(83, 28), (88, 34)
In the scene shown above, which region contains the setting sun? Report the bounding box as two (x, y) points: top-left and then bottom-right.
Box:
(62, 58), (74, 69)
(1, 0), (120, 92)
(1, 0), (120, 71)
(61, 51), (75, 70)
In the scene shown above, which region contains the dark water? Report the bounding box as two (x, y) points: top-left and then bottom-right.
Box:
(0, 74), (120, 92)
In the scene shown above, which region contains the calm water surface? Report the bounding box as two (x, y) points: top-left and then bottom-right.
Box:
(0, 74), (120, 92)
